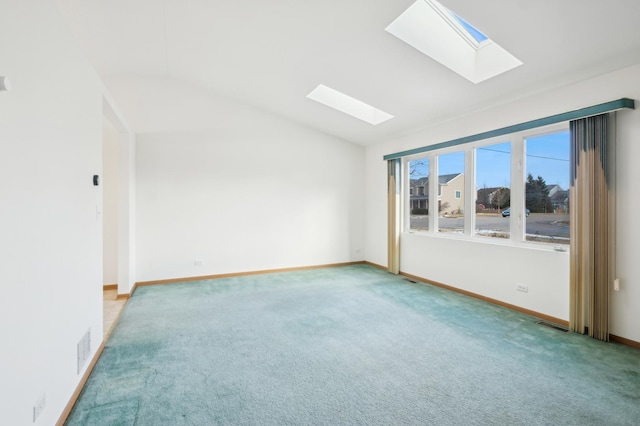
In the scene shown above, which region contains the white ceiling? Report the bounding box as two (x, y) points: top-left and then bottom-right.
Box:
(54, 0), (640, 145)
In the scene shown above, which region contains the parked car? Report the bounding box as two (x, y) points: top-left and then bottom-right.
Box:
(501, 207), (530, 217)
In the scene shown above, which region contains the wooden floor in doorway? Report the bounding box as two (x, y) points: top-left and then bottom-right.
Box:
(103, 288), (126, 338)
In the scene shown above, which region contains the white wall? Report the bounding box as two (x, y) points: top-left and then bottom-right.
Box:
(103, 122), (119, 285)
(0, 1), (105, 424)
(365, 64), (640, 342)
(107, 78), (365, 282)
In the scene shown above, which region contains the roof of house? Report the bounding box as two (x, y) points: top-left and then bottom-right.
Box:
(438, 173), (462, 185)
(410, 173), (462, 188)
(550, 190), (569, 202)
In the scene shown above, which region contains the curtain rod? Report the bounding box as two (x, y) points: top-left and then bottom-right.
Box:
(383, 98), (635, 161)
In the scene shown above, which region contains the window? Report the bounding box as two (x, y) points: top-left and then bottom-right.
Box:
(409, 157), (430, 231)
(524, 131), (570, 244)
(475, 142), (511, 239)
(437, 151), (465, 234)
(404, 124), (569, 247)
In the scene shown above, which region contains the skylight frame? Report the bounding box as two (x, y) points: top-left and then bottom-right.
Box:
(449, 11), (489, 45)
(385, 0), (522, 84)
(427, 1), (491, 48)
(306, 84), (394, 126)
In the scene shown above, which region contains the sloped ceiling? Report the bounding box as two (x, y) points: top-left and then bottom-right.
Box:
(54, 0), (640, 145)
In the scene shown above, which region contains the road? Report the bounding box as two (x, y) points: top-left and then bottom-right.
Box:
(410, 213), (569, 241)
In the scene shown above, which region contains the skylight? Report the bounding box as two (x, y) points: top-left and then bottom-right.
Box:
(385, 0), (522, 84)
(307, 84), (394, 125)
(450, 11), (488, 43)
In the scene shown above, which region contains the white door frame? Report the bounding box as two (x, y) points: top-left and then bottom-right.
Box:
(102, 96), (136, 296)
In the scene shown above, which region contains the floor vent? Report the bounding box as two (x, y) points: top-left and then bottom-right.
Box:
(536, 320), (569, 332)
(403, 278), (418, 284)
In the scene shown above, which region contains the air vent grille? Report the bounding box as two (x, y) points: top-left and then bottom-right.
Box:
(536, 320), (569, 332)
(77, 329), (91, 374)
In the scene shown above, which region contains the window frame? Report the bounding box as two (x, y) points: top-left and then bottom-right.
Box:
(403, 122), (569, 250)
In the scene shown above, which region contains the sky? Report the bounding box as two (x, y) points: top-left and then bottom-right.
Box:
(411, 130), (570, 190)
(525, 131), (570, 190)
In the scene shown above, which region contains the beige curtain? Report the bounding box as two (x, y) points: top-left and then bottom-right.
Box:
(387, 159), (401, 274)
(569, 113), (615, 341)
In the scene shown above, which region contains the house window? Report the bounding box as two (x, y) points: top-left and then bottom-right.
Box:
(404, 123), (569, 247)
(409, 157), (430, 231)
(437, 151), (464, 234)
(524, 131), (570, 244)
(475, 141), (511, 239)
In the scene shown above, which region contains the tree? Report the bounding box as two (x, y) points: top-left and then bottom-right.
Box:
(526, 174), (551, 213)
(409, 159), (429, 178)
(492, 187), (510, 211)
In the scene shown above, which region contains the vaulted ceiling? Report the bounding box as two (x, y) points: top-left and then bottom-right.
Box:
(54, 0), (640, 145)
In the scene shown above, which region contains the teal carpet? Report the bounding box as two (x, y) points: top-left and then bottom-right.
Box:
(66, 265), (640, 425)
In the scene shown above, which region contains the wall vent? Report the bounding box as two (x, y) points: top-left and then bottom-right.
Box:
(536, 320), (569, 333)
(77, 329), (91, 374)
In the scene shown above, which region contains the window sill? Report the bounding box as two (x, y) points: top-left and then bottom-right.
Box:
(404, 229), (570, 253)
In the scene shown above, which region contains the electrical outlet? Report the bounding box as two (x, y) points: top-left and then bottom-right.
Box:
(194, 259), (202, 266)
(33, 392), (46, 423)
(516, 284), (529, 293)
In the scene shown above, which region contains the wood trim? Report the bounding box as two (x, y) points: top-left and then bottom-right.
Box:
(485, 297), (569, 327)
(135, 261), (366, 287)
(363, 261), (387, 271)
(399, 271), (569, 327)
(56, 339), (107, 426)
(610, 334), (640, 349)
(57, 291), (131, 425)
(116, 293), (130, 300)
(102, 284), (117, 290)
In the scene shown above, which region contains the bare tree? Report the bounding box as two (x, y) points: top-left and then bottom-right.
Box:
(409, 159), (429, 178)
(492, 187), (510, 211)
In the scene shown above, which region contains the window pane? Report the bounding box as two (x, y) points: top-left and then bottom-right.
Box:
(525, 131), (570, 244)
(438, 152), (465, 234)
(475, 142), (511, 239)
(409, 157), (429, 231)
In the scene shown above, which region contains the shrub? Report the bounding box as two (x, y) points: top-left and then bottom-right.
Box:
(411, 208), (429, 215)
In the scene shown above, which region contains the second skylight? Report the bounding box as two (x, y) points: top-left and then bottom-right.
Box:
(307, 84), (394, 126)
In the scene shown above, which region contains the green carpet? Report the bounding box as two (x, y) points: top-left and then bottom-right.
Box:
(66, 265), (640, 425)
